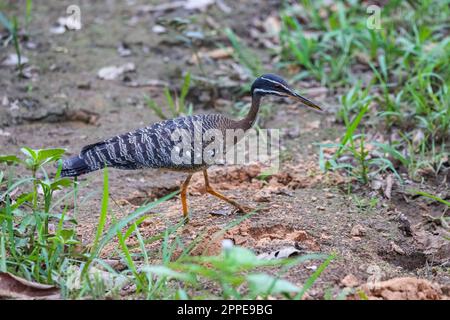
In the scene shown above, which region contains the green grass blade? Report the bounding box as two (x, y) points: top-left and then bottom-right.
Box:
(91, 168), (109, 253)
(333, 103), (369, 159)
(294, 253), (335, 300)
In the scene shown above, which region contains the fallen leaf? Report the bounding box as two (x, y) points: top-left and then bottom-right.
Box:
(0, 272), (60, 300)
(384, 174), (393, 199)
(190, 47), (234, 64)
(2, 53), (29, 67)
(205, 47), (234, 59)
(98, 63), (135, 80)
(64, 108), (100, 125)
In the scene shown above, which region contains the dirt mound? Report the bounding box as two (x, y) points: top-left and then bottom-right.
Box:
(188, 162), (347, 194)
(186, 220), (319, 256)
(355, 277), (448, 300)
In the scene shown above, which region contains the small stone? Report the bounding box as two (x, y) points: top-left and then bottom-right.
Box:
(254, 190), (271, 203)
(2, 53), (29, 66)
(1, 95), (9, 106)
(316, 206), (325, 211)
(77, 81), (91, 90)
(341, 274), (360, 288)
(311, 196), (318, 202)
(152, 25), (166, 34)
(351, 224), (366, 237)
(390, 241), (405, 255)
(305, 265), (317, 271)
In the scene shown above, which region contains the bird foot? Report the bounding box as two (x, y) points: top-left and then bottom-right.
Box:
(232, 204), (253, 214)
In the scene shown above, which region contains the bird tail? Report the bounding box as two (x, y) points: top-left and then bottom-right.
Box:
(61, 155), (91, 177)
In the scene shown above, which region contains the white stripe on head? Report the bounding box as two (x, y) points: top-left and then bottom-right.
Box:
(260, 76), (291, 93)
(253, 88), (287, 96)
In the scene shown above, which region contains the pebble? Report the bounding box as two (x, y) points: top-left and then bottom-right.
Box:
(351, 224), (366, 236)
(341, 274), (360, 288)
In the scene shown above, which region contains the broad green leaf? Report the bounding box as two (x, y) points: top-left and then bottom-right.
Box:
(20, 147), (37, 160)
(142, 265), (197, 283)
(247, 273), (299, 295)
(0, 155), (21, 165)
(36, 148), (65, 164)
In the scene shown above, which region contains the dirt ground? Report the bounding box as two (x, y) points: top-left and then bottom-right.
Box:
(1, 1), (449, 299)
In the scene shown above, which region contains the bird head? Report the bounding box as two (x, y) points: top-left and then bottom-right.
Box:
(251, 74), (322, 111)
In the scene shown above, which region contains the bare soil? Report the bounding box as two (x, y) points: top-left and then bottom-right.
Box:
(0, 0), (448, 299)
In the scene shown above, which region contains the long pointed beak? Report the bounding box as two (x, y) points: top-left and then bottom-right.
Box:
(288, 90), (323, 111)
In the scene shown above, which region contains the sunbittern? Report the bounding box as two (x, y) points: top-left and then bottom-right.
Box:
(61, 74), (322, 221)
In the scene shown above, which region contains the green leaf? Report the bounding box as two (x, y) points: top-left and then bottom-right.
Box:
(10, 192), (33, 210)
(175, 288), (189, 300)
(334, 102), (369, 159)
(0, 234), (6, 272)
(0, 155), (22, 165)
(372, 142), (409, 167)
(179, 72), (191, 110)
(0, 11), (12, 33)
(60, 229), (76, 241)
(50, 178), (72, 191)
(413, 190), (450, 207)
(142, 265), (197, 283)
(20, 147), (37, 160)
(247, 273), (300, 295)
(295, 253), (335, 300)
(82, 189), (179, 277)
(164, 88), (177, 117)
(145, 95), (167, 120)
(36, 148), (65, 164)
(91, 168), (109, 252)
(25, 0), (33, 25)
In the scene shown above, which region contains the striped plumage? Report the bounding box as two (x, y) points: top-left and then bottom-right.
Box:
(61, 74), (322, 221)
(61, 114), (235, 177)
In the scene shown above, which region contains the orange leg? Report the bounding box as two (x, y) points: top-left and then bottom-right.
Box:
(180, 174), (193, 222)
(203, 169), (249, 213)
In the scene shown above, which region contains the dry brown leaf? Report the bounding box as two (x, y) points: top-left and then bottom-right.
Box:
(190, 47), (234, 64)
(97, 63), (135, 80)
(384, 174), (393, 199)
(0, 272), (60, 300)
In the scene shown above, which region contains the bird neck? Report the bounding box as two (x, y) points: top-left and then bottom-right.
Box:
(236, 94), (261, 131)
